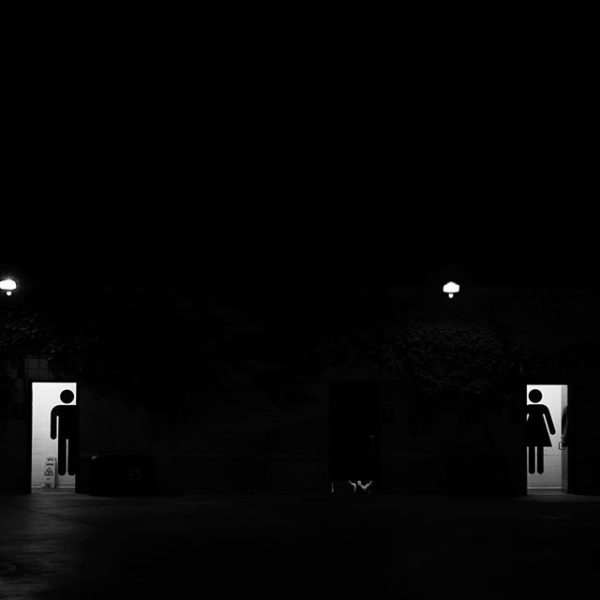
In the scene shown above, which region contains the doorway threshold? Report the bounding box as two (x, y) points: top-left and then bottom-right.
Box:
(526, 488), (568, 501)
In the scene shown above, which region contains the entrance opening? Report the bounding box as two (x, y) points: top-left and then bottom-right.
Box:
(526, 384), (568, 492)
(31, 382), (78, 493)
(329, 382), (380, 494)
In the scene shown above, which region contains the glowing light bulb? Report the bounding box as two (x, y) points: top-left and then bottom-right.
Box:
(443, 281), (460, 299)
(1, 278), (17, 296)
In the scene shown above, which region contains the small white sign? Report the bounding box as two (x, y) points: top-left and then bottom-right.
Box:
(42, 456), (56, 488)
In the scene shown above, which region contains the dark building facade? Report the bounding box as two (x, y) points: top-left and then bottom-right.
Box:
(1, 284), (599, 496)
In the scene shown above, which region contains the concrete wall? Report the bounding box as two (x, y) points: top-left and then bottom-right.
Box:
(0, 358), (41, 492)
(570, 378), (600, 494)
(75, 381), (330, 494)
(1, 366), (599, 496)
(1, 286), (600, 496)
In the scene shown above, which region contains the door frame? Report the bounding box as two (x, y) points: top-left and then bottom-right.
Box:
(328, 381), (382, 491)
(524, 382), (571, 494)
(27, 380), (79, 493)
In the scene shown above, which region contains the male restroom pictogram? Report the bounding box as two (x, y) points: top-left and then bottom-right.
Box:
(50, 389), (79, 476)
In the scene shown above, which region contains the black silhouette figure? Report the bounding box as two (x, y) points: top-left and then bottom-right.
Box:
(525, 389), (555, 474)
(50, 389), (78, 476)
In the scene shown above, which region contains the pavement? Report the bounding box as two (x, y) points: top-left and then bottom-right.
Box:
(1, 489), (600, 599)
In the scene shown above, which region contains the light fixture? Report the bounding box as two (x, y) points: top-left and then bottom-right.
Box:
(0, 277), (17, 296)
(443, 281), (460, 299)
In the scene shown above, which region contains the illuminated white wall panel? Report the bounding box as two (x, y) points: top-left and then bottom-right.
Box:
(526, 384), (564, 489)
(32, 382), (77, 489)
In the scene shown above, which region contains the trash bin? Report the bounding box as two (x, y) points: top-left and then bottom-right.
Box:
(89, 453), (155, 496)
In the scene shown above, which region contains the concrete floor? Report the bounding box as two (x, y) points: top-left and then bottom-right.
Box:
(1, 489), (599, 599)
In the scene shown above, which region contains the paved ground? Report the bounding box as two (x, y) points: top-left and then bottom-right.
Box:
(1, 489), (599, 599)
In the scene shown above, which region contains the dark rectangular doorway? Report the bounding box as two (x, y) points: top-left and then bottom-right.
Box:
(329, 382), (380, 492)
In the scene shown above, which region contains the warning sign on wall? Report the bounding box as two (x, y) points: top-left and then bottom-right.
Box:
(43, 457), (56, 488)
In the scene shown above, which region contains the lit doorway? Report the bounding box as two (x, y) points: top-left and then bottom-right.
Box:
(31, 382), (78, 492)
(526, 384), (568, 492)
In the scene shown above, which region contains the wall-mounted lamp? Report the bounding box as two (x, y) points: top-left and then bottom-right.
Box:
(443, 281), (460, 299)
(0, 277), (17, 296)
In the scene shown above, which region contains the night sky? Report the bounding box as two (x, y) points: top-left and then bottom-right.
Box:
(3, 196), (595, 298)
(3, 30), (594, 296)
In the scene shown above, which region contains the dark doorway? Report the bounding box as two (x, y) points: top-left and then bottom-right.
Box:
(329, 382), (381, 492)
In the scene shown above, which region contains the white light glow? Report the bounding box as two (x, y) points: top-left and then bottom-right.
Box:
(0, 278), (17, 291)
(443, 281), (460, 298)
